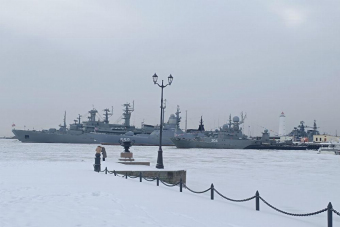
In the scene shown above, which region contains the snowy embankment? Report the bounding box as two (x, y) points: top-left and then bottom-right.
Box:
(0, 140), (339, 227)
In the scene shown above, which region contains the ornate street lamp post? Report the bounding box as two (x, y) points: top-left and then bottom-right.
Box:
(152, 73), (173, 169)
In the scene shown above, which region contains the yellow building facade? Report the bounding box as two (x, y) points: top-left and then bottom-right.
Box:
(313, 135), (340, 143)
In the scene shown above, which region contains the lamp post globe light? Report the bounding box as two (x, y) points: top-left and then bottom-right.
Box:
(152, 73), (173, 169)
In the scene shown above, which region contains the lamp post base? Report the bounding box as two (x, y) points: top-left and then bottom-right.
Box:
(156, 147), (164, 169)
(156, 164), (164, 169)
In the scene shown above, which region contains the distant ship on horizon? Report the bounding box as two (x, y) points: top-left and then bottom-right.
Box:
(12, 102), (155, 144)
(171, 113), (258, 149)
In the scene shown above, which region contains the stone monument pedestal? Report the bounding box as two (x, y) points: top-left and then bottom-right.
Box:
(119, 152), (135, 161)
(118, 141), (150, 166)
(118, 152), (150, 166)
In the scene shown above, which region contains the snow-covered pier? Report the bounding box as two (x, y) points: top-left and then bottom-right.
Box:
(1, 140), (339, 227)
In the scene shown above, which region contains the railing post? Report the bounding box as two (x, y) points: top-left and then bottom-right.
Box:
(125, 172), (127, 179)
(114, 170), (116, 176)
(211, 184), (214, 200)
(140, 172), (142, 182)
(94, 153), (101, 172)
(328, 202), (333, 227)
(256, 191), (260, 211)
(180, 178), (182, 192)
(157, 177), (159, 186)
(105, 167), (107, 174)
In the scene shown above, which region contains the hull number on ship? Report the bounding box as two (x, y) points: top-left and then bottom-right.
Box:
(211, 139), (218, 143)
(120, 138), (131, 142)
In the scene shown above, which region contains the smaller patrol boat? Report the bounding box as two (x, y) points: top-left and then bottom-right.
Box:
(317, 143), (340, 155)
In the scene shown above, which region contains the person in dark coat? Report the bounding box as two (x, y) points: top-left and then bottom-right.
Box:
(101, 146), (107, 161)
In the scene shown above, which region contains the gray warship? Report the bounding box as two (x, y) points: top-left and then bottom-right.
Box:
(92, 106), (183, 146)
(287, 120), (320, 142)
(171, 113), (257, 149)
(12, 102), (153, 144)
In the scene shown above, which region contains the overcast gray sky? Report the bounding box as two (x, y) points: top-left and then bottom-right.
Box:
(1, 0), (340, 137)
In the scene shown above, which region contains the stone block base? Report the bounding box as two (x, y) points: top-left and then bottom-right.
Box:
(114, 170), (186, 184)
(120, 152), (133, 158)
(119, 158), (135, 161)
(118, 161), (150, 166)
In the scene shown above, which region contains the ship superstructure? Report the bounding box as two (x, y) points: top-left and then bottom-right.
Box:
(287, 120), (320, 142)
(93, 106), (183, 146)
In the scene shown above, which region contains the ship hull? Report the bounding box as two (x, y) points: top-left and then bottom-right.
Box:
(91, 132), (175, 146)
(171, 137), (255, 149)
(12, 130), (99, 144)
(244, 144), (308, 150)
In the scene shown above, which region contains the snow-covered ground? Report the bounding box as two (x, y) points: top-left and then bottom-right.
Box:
(0, 139), (339, 227)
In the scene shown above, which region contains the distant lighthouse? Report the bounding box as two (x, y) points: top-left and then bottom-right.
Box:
(279, 112), (286, 136)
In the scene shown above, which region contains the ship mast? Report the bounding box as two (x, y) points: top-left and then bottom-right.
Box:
(64, 111), (66, 128)
(175, 105), (181, 129)
(88, 109), (97, 122)
(122, 102), (134, 127)
(78, 114), (81, 124)
(198, 116), (205, 132)
(239, 111), (247, 125)
(59, 111), (67, 132)
(103, 109), (110, 124)
(185, 110), (187, 133)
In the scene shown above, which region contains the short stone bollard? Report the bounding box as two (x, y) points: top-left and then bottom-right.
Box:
(94, 153), (101, 172)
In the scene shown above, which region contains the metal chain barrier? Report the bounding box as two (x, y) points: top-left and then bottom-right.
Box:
(214, 188), (256, 202)
(260, 196), (328, 216)
(333, 208), (340, 216)
(159, 179), (180, 187)
(183, 183), (211, 194)
(100, 168), (339, 225)
(143, 177), (157, 182)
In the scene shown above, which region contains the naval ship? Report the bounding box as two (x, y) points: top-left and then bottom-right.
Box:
(12, 102), (153, 144)
(92, 106), (183, 146)
(171, 113), (257, 149)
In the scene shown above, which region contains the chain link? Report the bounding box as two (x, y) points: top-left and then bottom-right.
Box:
(214, 188), (256, 202)
(182, 183), (211, 194)
(143, 177), (157, 182)
(159, 180), (180, 187)
(260, 197), (327, 216)
(333, 208), (340, 216)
